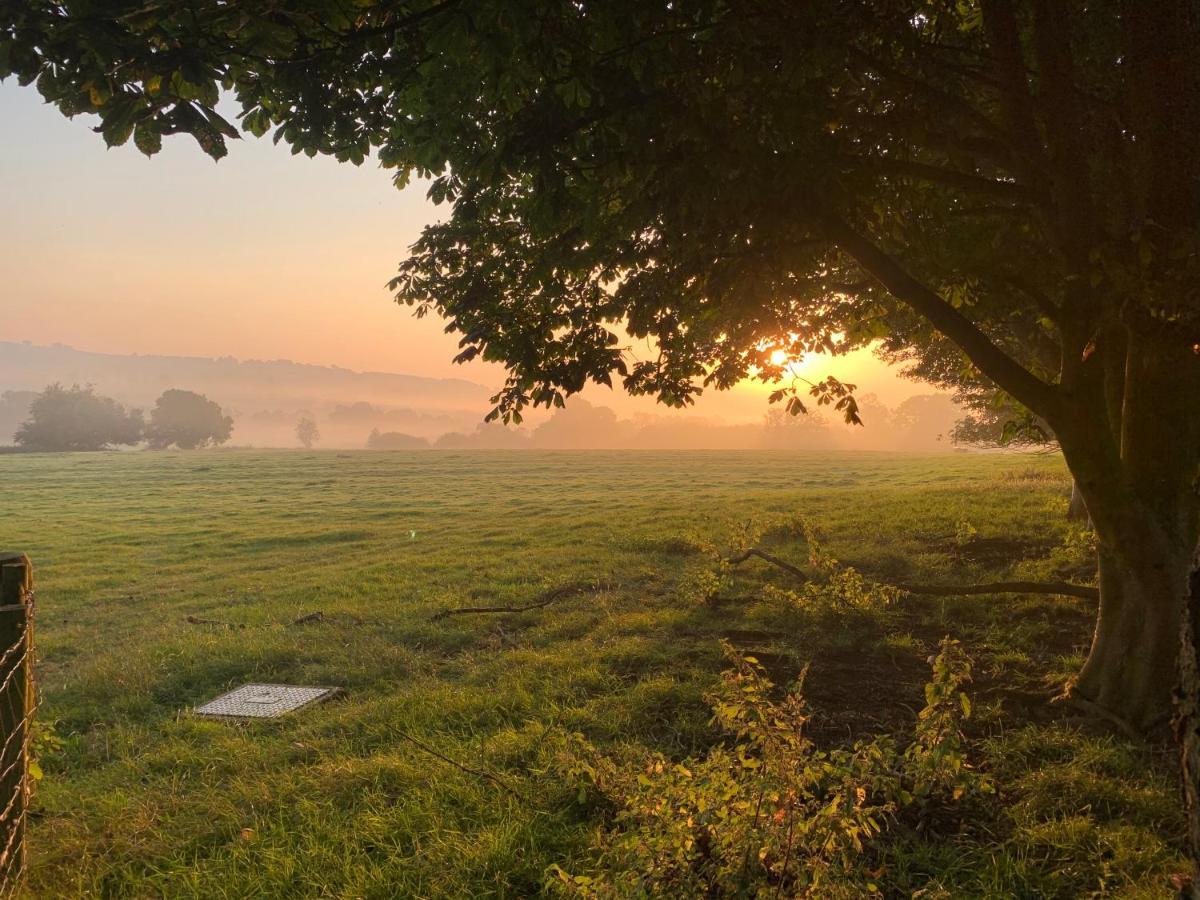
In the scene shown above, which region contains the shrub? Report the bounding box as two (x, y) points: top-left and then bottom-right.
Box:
(549, 638), (990, 897)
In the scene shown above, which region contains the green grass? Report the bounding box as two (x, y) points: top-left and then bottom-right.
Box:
(0, 450), (1186, 897)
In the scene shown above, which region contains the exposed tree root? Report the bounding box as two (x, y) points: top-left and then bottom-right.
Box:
(724, 546), (1097, 599)
(430, 580), (614, 621)
(1061, 691), (1144, 742)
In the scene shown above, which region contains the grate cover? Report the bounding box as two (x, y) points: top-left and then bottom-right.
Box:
(195, 683), (340, 719)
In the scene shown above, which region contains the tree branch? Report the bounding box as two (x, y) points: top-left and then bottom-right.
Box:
(898, 580), (1097, 600)
(724, 548), (809, 581)
(847, 155), (1038, 203)
(980, 0), (1049, 190)
(386, 726), (526, 800)
(819, 216), (1060, 419)
(724, 547), (1096, 599)
(430, 580), (613, 621)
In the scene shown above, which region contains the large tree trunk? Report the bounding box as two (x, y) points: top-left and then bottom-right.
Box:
(1056, 332), (1200, 733)
(1073, 543), (1192, 731)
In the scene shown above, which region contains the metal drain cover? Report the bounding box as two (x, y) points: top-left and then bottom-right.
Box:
(195, 683), (341, 719)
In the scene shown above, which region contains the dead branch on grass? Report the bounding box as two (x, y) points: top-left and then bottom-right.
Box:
(723, 548), (809, 581)
(430, 580), (614, 621)
(388, 726), (526, 801)
(185, 611), (365, 628)
(723, 547), (1098, 599)
(185, 615), (245, 629)
(898, 580), (1098, 600)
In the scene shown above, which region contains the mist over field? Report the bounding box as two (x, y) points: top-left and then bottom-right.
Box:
(0, 340), (966, 452)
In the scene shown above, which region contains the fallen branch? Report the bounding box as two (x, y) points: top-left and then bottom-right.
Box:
(722, 547), (1096, 599)
(185, 615), (245, 629)
(187, 611), (366, 628)
(724, 548), (810, 582)
(388, 726), (525, 801)
(898, 580), (1098, 600)
(430, 580), (613, 621)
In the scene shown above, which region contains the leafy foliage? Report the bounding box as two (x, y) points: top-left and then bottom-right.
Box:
(549, 638), (991, 898)
(13, 383), (143, 451)
(5, 1), (1196, 428)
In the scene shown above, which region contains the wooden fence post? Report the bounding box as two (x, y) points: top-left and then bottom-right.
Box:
(0, 553), (33, 889)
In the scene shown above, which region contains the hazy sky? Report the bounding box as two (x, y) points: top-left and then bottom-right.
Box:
(0, 81), (926, 422)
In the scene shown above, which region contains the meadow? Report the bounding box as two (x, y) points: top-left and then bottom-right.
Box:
(0, 450), (1186, 897)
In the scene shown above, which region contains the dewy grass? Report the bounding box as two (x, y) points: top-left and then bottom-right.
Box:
(0, 449), (1187, 897)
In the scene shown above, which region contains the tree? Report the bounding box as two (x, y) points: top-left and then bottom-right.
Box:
(5, 1), (1199, 735)
(13, 384), (142, 451)
(433, 423), (530, 450)
(761, 408), (834, 451)
(530, 399), (634, 449)
(145, 389), (232, 450)
(295, 416), (320, 449)
(366, 427), (429, 449)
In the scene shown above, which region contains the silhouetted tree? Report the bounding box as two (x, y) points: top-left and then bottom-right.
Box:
(433, 423), (530, 450)
(145, 389), (232, 450)
(366, 428), (429, 450)
(295, 416), (320, 449)
(7, 0), (1200, 736)
(13, 384), (142, 452)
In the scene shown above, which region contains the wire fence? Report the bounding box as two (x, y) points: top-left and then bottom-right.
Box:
(0, 554), (34, 898)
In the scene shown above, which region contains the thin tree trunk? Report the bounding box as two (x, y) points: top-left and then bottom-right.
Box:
(1179, 551), (1200, 898)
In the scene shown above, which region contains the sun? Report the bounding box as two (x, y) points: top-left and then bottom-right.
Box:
(767, 349), (809, 376)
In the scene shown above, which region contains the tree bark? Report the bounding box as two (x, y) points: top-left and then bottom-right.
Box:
(1073, 545), (1191, 731)
(1178, 552), (1200, 898)
(1057, 332), (1200, 734)
(1067, 479), (1090, 524)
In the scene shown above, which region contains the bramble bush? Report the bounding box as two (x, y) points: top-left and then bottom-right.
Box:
(548, 637), (991, 898)
(679, 515), (899, 614)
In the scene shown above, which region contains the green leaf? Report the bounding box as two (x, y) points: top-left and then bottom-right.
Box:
(134, 121), (161, 156)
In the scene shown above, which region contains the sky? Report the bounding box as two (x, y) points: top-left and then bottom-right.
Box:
(0, 81), (928, 423)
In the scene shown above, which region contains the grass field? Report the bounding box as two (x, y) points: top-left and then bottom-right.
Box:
(0, 450), (1186, 897)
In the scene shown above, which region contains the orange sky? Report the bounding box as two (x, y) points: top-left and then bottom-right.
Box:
(0, 82), (928, 423)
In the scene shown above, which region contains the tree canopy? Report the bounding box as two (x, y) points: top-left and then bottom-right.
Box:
(13, 383), (143, 451)
(5, 0), (1200, 728)
(3, 2), (1194, 422)
(145, 389), (233, 450)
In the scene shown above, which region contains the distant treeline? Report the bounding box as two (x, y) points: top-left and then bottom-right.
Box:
(2, 386), (974, 452)
(5, 384), (232, 451)
(365, 395), (968, 452)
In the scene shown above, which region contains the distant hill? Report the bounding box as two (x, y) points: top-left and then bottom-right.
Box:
(0, 341), (493, 446)
(0, 342), (964, 452)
